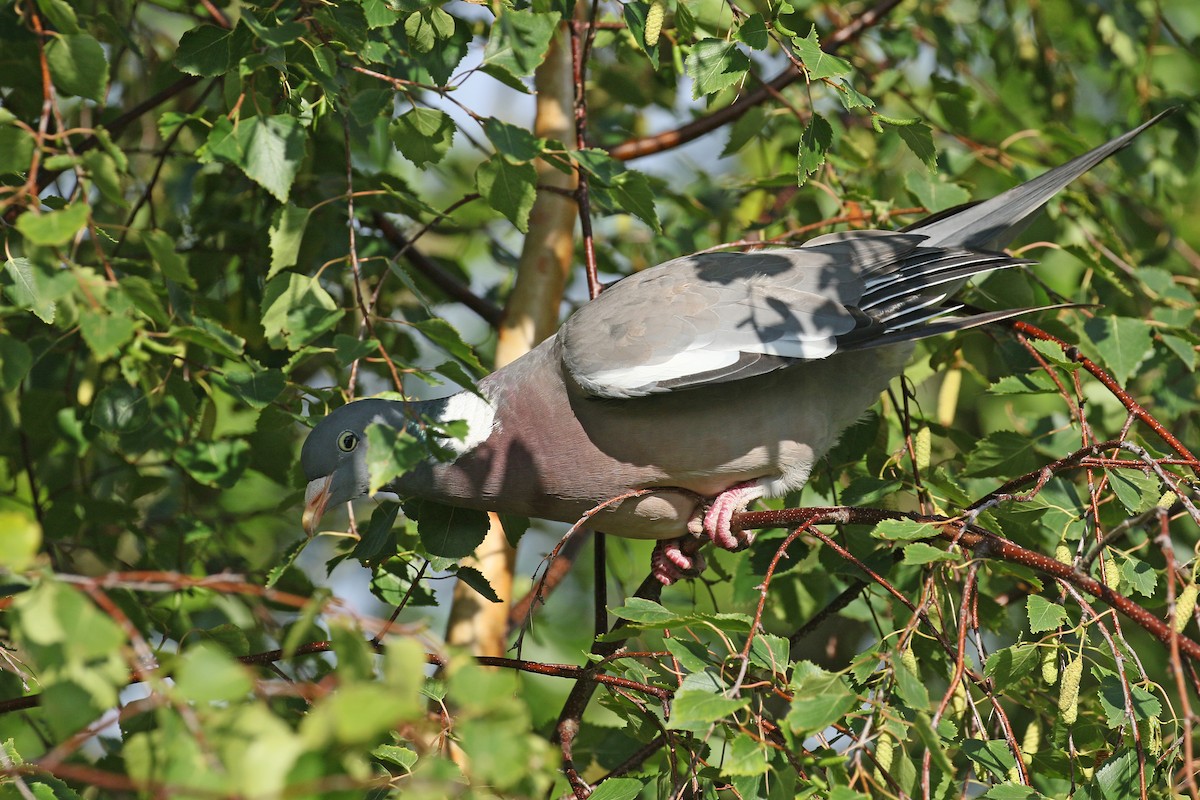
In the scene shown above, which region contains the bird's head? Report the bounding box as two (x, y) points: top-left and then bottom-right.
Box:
(300, 398), (402, 536)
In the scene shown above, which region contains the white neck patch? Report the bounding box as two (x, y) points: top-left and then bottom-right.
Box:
(432, 391), (497, 459)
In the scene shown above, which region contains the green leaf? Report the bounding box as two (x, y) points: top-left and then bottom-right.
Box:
(905, 170), (970, 212)
(268, 205), (311, 278)
(1097, 676), (1162, 728)
(175, 643), (253, 703)
(1106, 467), (1159, 514)
(0, 123), (35, 173)
(143, 229), (195, 288)
(736, 13), (769, 49)
(15, 202), (89, 246)
(983, 784), (1047, 800)
(0, 511), (41, 570)
(668, 691), (750, 730)
(964, 430), (1042, 478)
(176, 438), (251, 488)
(483, 117), (543, 163)
(792, 26), (852, 79)
(79, 310), (136, 360)
(610, 170), (661, 232)
(406, 499), (489, 559)
(902, 542), (958, 565)
(961, 739), (1017, 781)
(91, 382), (151, 433)
(871, 518), (935, 542)
(1119, 556), (1156, 598)
(686, 39), (750, 98)
(353, 501), (400, 563)
(989, 372), (1061, 394)
(363, 422), (427, 495)
(404, 7), (455, 53)
(176, 24), (243, 77)
(232, 115), (307, 203)
(787, 663), (857, 734)
(893, 659), (929, 709)
(45, 33), (109, 101)
(891, 120), (937, 170)
(260, 273), (344, 349)
(455, 566), (501, 603)
(214, 366), (285, 409)
(1082, 316), (1154, 386)
(171, 319), (246, 358)
(1092, 748), (1143, 800)
(621, 3), (660, 68)
(0, 335), (33, 390)
(1160, 333), (1196, 370)
(475, 155), (537, 232)
(3, 257), (56, 322)
(36, 0), (80, 33)
(797, 114), (832, 184)
(610, 597), (685, 625)
(411, 318), (486, 376)
(588, 778), (647, 800)
(390, 107), (456, 167)
(1026, 595), (1068, 633)
(983, 644), (1040, 688)
(481, 8), (560, 83)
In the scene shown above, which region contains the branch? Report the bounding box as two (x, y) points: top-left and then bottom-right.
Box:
(730, 506), (1200, 663)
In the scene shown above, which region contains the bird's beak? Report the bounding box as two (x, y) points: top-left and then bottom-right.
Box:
(302, 475), (333, 537)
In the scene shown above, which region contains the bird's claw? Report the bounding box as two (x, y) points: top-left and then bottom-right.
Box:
(652, 536), (706, 585)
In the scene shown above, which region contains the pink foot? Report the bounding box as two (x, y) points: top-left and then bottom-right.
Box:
(651, 537), (706, 585)
(702, 481), (763, 551)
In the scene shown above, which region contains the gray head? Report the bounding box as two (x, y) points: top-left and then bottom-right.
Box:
(300, 398), (407, 535)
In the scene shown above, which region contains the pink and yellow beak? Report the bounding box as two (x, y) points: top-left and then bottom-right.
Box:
(302, 475), (333, 537)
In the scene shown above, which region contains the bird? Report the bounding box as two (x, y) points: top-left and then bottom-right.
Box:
(301, 111), (1169, 585)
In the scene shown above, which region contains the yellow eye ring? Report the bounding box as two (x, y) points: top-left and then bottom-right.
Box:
(337, 431), (358, 452)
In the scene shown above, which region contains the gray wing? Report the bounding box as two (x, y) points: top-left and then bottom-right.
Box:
(561, 230), (1025, 399)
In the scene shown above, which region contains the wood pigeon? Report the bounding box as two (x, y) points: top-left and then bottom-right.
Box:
(301, 112), (1168, 585)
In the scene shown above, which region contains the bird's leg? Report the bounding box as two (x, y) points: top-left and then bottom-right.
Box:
(702, 480), (762, 550)
(651, 536), (706, 585)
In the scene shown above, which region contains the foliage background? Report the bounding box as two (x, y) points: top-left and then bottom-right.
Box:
(1, 0), (1199, 797)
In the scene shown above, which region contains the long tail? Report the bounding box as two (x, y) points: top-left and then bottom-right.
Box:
(909, 109), (1173, 250)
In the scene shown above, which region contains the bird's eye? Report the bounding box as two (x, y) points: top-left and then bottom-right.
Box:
(337, 431), (358, 452)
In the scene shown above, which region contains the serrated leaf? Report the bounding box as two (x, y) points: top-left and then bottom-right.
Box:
(902, 542), (958, 565)
(893, 659), (929, 709)
(610, 170), (661, 231)
(736, 13), (769, 49)
(1097, 676), (1162, 728)
(143, 229), (195, 287)
(404, 7), (455, 53)
(214, 365), (284, 409)
(1119, 557), (1156, 598)
(588, 778), (646, 800)
(481, 8), (560, 83)
(0, 335), (33, 391)
(1092, 748), (1142, 800)
(1082, 316), (1153, 386)
(46, 33), (108, 101)
(475, 155), (536, 232)
(15, 202), (89, 246)
(455, 566), (501, 603)
(364, 423), (427, 496)
(1026, 595), (1068, 633)
(1106, 467), (1159, 514)
(964, 430), (1041, 478)
(176, 24), (241, 77)
(230, 115), (307, 203)
(686, 39), (750, 98)
(621, 2), (660, 67)
(269, 204), (311, 278)
(989, 371), (1060, 394)
(792, 26), (851, 79)
(610, 597), (685, 625)
(406, 499), (489, 559)
(905, 170), (970, 212)
(961, 739), (1017, 781)
(984, 644), (1041, 688)
(176, 438), (251, 488)
(787, 664), (856, 734)
(79, 310), (136, 360)
(260, 273), (343, 349)
(871, 518), (935, 542)
(983, 784), (1047, 800)
(482, 117), (542, 163)
(3, 257), (56, 322)
(410, 318), (485, 376)
(891, 120), (937, 170)
(1160, 333), (1196, 370)
(668, 691), (749, 730)
(797, 113), (832, 185)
